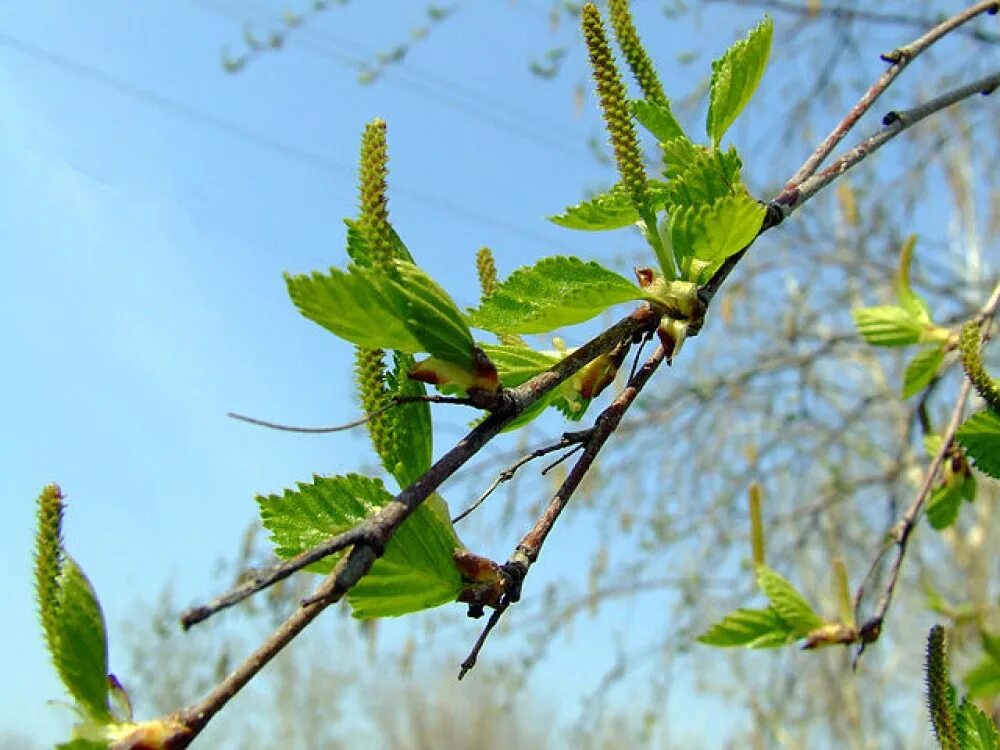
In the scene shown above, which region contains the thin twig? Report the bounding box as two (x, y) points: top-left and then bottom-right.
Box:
(852, 280), (1000, 665)
(702, 70), (1000, 307)
(451, 430), (594, 524)
(458, 343), (670, 676)
(783, 71), (1000, 214)
(226, 395), (485, 434)
(179, 309), (659, 629)
(704, 0), (1000, 45)
(783, 0), (1000, 188)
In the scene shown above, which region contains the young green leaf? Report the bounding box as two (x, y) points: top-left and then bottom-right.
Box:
(34, 485), (111, 723)
(287, 261), (475, 370)
(706, 16), (773, 147)
(902, 345), (945, 399)
(927, 481), (964, 530)
(549, 184), (641, 231)
(851, 306), (924, 347)
(53, 557), (111, 722)
(895, 235), (933, 325)
(696, 607), (794, 648)
(286, 266), (424, 353)
(383, 260), (475, 369)
(468, 256), (648, 334)
(384, 352), (433, 487)
(550, 182), (674, 231)
(957, 410), (1000, 479)
(667, 192), (766, 277)
(347, 495), (462, 618)
(631, 98), (687, 143)
(257, 474), (463, 618)
(480, 344), (560, 387)
(756, 565), (823, 634)
(660, 144), (743, 201)
(956, 698), (1000, 750)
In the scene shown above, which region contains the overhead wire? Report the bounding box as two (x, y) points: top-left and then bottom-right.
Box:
(193, 0), (594, 159)
(0, 29), (560, 249)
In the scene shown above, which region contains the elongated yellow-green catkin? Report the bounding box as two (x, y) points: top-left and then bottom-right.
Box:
(34, 483), (65, 661)
(926, 625), (960, 750)
(608, 0), (666, 104)
(581, 3), (649, 213)
(357, 119), (394, 268)
(354, 347), (394, 466)
(960, 320), (1000, 412)
(476, 247), (498, 299)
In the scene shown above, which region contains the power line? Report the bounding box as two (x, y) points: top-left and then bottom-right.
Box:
(194, 0), (593, 159)
(0, 29), (559, 249)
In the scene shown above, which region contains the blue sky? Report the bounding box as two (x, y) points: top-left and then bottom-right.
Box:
(5, 1), (993, 746)
(0, 2), (720, 744)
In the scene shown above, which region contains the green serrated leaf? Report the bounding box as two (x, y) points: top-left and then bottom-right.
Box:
(286, 266), (424, 353)
(468, 256), (647, 334)
(660, 144), (743, 202)
(386, 352), (433, 487)
(287, 261), (474, 369)
(957, 410), (1000, 479)
(549, 184), (640, 231)
(956, 698), (1000, 750)
(549, 182), (673, 231)
(55, 556), (110, 722)
(668, 192), (765, 278)
(756, 565), (823, 634)
(480, 344), (560, 387)
(257, 475), (462, 618)
(381, 261), (475, 370)
(851, 306), (924, 347)
(348, 492), (462, 618)
(902, 345), (945, 398)
(927, 481), (963, 530)
(696, 607), (794, 648)
(706, 16), (773, 147)
(631, 98), (687, 143)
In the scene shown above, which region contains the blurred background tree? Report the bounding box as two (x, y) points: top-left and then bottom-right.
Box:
(9, 1), (996, 748)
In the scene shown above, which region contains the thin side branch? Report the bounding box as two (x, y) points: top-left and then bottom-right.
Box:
(702, 69), (1000, 306)
(705, 0), (1000, 44)
(783, 0), (999, 187)
(451, 429), (594, 525)
(852, 280), (1000, 662)
(181, 307), (660, 629)
(459, 342), (670, 676)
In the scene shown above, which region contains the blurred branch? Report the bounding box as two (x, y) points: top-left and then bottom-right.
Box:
(852, 280), (1000, 663)
(704, 0), (1000, 45)
(784, 0), (1000, 189)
